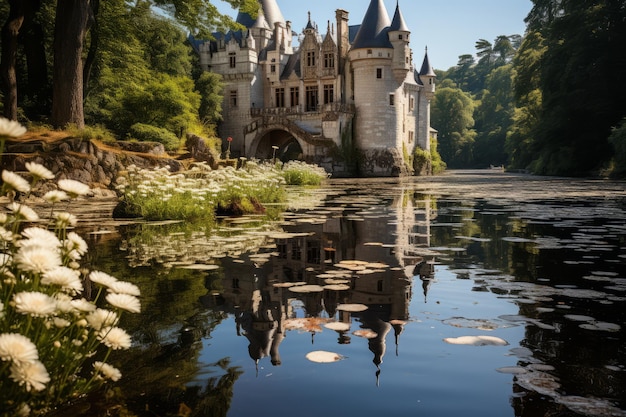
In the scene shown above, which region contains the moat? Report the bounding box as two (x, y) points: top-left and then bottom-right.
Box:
(75, 170), (626, 417)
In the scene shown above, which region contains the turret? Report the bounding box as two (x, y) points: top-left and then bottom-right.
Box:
(389, 1), (411, 81)
(419, 47), (436, 99)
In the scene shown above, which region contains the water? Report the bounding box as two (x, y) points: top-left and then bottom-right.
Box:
(77, 170), (626, 417)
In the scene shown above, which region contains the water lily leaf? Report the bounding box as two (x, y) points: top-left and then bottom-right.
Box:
(324, 322), (351, 332)
(305, 351), (345, 363)
(288, 284), (324, 293)
(353, 329), (378, 339)
(337, 303), (368, 312)
(443, 335), (509, 346)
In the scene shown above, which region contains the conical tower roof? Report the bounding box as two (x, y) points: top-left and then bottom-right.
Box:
(390, 2), (409, 32)
(237, 0), (285, 30)
(419, 48), (436, 76)
(351, 0), (392, 49)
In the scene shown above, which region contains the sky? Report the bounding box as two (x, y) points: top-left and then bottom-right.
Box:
(214, 0), (533, 71)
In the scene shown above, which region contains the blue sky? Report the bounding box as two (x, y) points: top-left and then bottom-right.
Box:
(214, 0), (533, 70)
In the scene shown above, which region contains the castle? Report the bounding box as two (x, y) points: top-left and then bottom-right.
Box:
(190, 0), (436, 177)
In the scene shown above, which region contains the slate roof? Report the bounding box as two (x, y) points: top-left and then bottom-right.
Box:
(351, 0), (393, 50)
(237, 0), (285, 30)
(390, 3), (409, 32)
(419, 49), (436, 77)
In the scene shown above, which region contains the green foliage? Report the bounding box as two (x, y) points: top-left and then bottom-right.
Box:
(196, 71), (224, 126)
(129, 123), (180, 150)
(65, 124), (117, 143)
(430, 138), (447, 174)
(431, 85), (477, 168)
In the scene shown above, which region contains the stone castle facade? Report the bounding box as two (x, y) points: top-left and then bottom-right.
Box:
(190, 0), (436, 177)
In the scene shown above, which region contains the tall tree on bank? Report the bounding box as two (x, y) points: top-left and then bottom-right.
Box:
(0, 0), (24, 120)
(51, 0), (92, 128)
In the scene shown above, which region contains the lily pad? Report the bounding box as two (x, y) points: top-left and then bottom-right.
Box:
(305, 351), (345, 363)
(324, 322), (351, 332)
(443, 335), (509, 346)
(337, 303), (368, 312)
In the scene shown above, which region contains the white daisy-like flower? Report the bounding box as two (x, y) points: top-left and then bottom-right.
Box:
(53, 293), (74, 314)
(0, 252), (12, 267)
(86, 308), (118, 330)
(98, 326), (132, 350)
(42, 190), (69, 203)
(25, 162), (54, 180)
(6, 202), (39, 222)
(21, 227), (61, 248)
(0, 227), (13, 242)
(0, 117), (27, 137)
(0, 300), (4, 319)
(105, 292), (141, 314)
(13, 291), (57, 318)
(9, 360), (50, 392)
(2, 170), (30, 193)
(88, 270), (118, 288)
(15, 403), (31, 417)
(14, 245), (62, 274)
(69, 298), (96, 313)
(93, 361), (122, 381)
(108, 280), (141, 297)
(57, 179), (90, 198)
(53, 317), (71, 328)
(0, 213), (8, 225)
(0, 333), (39, 364)
(42, 266), (83, 295)
(65, 232), (88, 255)
(54, 212), (77, 228)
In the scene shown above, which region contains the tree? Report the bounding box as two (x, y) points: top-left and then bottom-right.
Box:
(431, 84), (477, 167)
(0, 0), (24, 120)
(196, 71), (224, 126)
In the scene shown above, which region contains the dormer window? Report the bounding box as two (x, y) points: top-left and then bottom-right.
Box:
(307, 51), (316, 67)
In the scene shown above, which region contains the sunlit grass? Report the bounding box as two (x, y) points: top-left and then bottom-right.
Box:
(279, 161), (329, 186)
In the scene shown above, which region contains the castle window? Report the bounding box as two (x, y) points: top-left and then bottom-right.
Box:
(290, 87), (300, 107)
(409, 131), (414, 143)
(229, 90), (237, 107)
(323, 84), (334, 104)
(376, 68), (382, 79)
(324, 53), (335, 68)
(229, 53), (236, 68)
(367, 49), (373, 55)
(275, 88), (285, 107)
(305, 85), (318, 112)
(409, 97), (415, 112)
(389, 94), (395, 106)
(307, 51), (316, 67)
(399, 34), (403, 40)
(271, 64), (276, 73)
(292, 239), (302, 260)
(377, 280), (383, 292)
(307, 241), (321, 264)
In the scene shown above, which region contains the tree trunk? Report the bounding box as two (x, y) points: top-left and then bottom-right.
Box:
(51, 0), (91, 129)
(0, 0), (25, 121)
(83, 0), (99, 100)
(22, 0), (50, 119)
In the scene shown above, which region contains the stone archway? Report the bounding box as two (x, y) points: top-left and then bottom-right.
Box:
(252, 128), (304, 162)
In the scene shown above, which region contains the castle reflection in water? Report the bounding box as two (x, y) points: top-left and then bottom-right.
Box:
(203, 190), (436, 377)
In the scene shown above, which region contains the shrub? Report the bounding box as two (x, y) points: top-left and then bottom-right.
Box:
(128, 123), (179, 151)
(280, 161), (329, 186)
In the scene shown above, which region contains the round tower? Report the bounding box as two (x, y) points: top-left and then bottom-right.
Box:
(388, 2), (411, 82)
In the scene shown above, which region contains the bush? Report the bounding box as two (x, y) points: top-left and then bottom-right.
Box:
(280, 161), (329, 186)
(128, 123), (179, 151)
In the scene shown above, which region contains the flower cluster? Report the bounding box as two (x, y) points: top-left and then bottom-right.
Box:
(115, 160), (287, 220)
(0, 118), (140, 416)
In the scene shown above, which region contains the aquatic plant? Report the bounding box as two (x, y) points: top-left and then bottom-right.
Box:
(0, 118), (140, 416)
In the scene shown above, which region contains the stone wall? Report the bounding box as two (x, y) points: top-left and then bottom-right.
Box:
(1, 136), (183, 190)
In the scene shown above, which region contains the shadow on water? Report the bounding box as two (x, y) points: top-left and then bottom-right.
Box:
(70, 170), (626, 417)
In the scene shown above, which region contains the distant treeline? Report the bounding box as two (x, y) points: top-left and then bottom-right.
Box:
(434, 0), (626, 177)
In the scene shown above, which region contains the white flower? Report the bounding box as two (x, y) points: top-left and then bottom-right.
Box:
(2, 170), (30, 193)
(0, 333), (39, 364)
(86, 308), (118, 330)
(0, 300), (4, 319)
(15, 403), (31, 417)
(93, 361), (122, 381)
(64, 232), (88, 256)
(57, 179), (90, 197)
(42, 266), (83, 295)
(54, 212), (77, 228)
(108, 280), (141, 297)
(105, 292), (141, 313)
(89, 270), (118, 288)
(21, 227), (61, 248)
(0, 117), (27, 137)
(9, 360), (50, 392)
(43, 190), (69, 203)
(13, 291), (57, 318)
(69, 298), (96, 313)
(14, 245), (62, 273)
(98, 326), (132, 350)
(6, 202), (39, 222)
(25, 162), (54, 180)
(53, 317), (71, 328)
